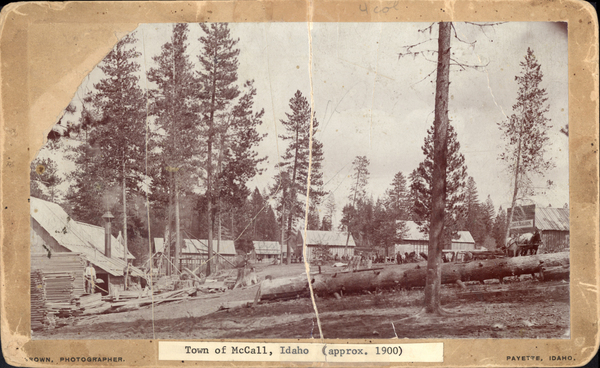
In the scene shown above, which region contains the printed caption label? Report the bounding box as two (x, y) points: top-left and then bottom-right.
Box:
(159, 341), (443, 362)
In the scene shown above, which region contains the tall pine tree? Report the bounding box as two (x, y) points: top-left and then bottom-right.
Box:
(67, 32), (146, 260)
(462, 176), (486, 246)
(499, 48), (553, 244)
(148, 23), (200, 272)
(384, 171), (411, 221)
(410, 122), (468, 247)
(492, 206), (508, 250)
(344, 156), (370, 247)
(274, 90), (326, 264)
(197, 23), (241, 275)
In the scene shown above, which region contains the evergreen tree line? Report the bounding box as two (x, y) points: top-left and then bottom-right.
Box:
(334, 122), (509, 255)
(32, 27), (555, 265)
(31, 24), (325, 267)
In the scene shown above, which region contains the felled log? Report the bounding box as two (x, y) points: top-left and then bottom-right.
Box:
(260, 252), (569, 299)
(259, 276), (312, 300)
(315, 252), (569, 294)
(539, 264), (570, 281)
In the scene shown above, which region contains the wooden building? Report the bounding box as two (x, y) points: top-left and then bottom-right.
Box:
(396, 221), (475, 255)
(508, 205), (570, 252)
(534, 207), (570, 252)
(154, 237), (238, 271)
(250, 241), (282, 262)
(294, 230), (356, 260)
(30, 197), (144, 296)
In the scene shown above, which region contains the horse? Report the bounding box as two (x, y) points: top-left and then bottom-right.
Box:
(504, 231), (543, 257)
(521, 230), (542, 256)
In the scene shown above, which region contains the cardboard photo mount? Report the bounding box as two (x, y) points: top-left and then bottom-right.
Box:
(1, 0), (598, 367)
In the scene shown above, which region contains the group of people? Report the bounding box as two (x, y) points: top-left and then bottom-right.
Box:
(333, 254), (352, 262)
(331, 252), (424, 265)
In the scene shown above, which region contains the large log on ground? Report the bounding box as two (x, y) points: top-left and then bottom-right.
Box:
(259, 276), (312, 300)
(539, 264), (570, 281)
(313, 252), (569, 294)
(260, 252), (569, 299)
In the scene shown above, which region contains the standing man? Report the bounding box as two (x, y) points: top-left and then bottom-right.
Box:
(84, 261), (96, 294)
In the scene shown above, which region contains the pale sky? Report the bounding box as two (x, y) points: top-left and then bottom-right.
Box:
(41, 22), (569, 227)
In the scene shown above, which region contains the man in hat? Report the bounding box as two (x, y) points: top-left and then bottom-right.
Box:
(84, 261), (96, 294)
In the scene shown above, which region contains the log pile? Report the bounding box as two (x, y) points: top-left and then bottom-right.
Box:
(260, 252), (570, 300)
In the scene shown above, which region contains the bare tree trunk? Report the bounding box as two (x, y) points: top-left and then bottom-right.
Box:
(504, 131), (523, 248)
(215, 133), (227, 274)
(286, 209), (294, 264)
(122, 158), (128, 289)
(207, 174), (213, 276)
(280, 200), (286, 263)
(424, 22), (452, 314)
(175, 172), (181, 274)
(122, 158), (128, 261)
(205, 54), (218, 277)
(167, 170), (174, 276)
(216, 210), (221, 273)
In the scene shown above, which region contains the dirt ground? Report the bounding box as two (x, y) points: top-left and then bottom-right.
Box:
(34, 263), (570, 340)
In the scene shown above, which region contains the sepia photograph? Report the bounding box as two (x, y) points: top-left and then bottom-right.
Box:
(26, 20), (572, 341)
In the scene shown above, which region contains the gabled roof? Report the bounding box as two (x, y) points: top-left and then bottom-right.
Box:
(75, 222), (135, 260)
(535, 207), (569, 231)
(400, 221), (475, 244)
(30, 197), (143, 277)
(253, 241), (281, 255)
(300, 230), (356, 247)
(402, 221), (428, 241)
(454, 231), (475, 244)
(154, 238), (237, 255)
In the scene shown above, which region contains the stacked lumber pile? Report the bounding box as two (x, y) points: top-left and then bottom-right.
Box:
(30, 270), (46, 331)
(31, 253), (86, 298)
(30, 253), (86, 329)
